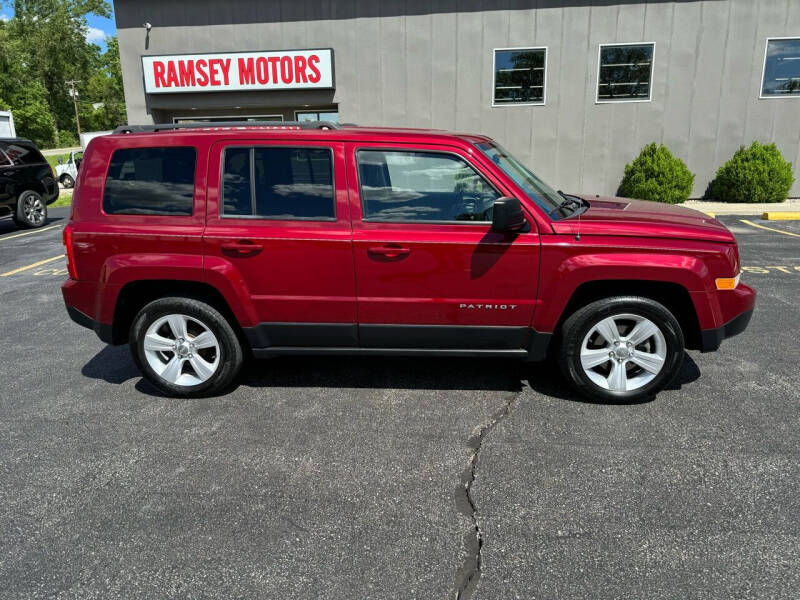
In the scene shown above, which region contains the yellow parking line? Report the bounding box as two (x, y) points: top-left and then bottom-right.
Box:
(740, 219), (800, 238)
(0, 224), (62, 242)
(1, 254), (65, 277)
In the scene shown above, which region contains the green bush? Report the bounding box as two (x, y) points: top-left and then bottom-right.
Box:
(618, 143), (695, 204)
(56, 130), (78, 148)
(709, 141), (794, 203)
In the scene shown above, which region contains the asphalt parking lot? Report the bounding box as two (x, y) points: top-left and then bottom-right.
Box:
(1, 208), (798, 599)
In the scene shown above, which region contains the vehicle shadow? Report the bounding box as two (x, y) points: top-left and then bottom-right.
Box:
(0, 210), (67, 235)
(81, 344), (702, 402)
(524, 352), (702, 405)
(81, 344), (140, 384)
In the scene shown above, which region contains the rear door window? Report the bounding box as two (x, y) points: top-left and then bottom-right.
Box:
(221, 146), (335, 220)
(103, 147), (196, 215)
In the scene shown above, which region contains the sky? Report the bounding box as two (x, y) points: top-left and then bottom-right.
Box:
(0, 2), (118, 52)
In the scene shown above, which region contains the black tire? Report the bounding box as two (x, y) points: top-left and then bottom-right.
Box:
(558, 296), (685, 403)
(60, 174), (75, 189)
(130, 297), (244, 397)
(15, 190), (47, 228)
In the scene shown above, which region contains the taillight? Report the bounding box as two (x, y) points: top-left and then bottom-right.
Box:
(63, 225), (78, 280)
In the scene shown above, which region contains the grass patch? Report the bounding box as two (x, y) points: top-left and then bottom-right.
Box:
(50, 190), (73, 208)
(45, 154), (71, 170)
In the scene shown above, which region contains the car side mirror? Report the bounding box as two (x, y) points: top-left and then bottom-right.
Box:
(491, 197), (529, 233)
(57, 158), (63, 165)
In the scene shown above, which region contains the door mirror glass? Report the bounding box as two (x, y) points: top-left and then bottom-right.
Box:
(491, 196), (528, 232)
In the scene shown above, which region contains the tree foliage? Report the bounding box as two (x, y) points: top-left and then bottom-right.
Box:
(0, 0), (126, 147)
(618, 143), (695, 205)
(709, 141), (795, 203)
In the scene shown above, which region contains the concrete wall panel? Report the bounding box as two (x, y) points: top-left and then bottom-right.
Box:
(116, 0), (800, 197)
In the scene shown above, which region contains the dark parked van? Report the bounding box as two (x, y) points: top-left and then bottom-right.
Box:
(0, 138), (59, 228)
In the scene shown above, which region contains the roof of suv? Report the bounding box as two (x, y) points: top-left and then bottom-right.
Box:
(0, 137), (35, 144)
(109, 122), (492, 147)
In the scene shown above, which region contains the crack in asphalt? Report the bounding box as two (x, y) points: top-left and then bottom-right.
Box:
(452, 390), (522, 600)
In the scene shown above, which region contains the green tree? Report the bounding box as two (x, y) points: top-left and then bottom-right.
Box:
(80, 36), (127, 131)
(0, 0), (125, 146)
(8, 0), (111, 132)
(710, 142), (794, 203)
(8, 82), (56, 146)
(618, 143), (695, 204)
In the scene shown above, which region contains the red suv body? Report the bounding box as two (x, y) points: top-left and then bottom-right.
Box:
(62, 122), (755, 400)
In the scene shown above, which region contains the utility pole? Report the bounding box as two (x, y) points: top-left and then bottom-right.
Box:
(66, 80), (82, 138)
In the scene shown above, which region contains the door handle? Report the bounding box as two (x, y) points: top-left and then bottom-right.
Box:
(367, 244), (410, 259)
(221, 240), (263, 257)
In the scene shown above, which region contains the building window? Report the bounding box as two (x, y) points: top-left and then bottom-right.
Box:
(597, 43), (655, 103)
(295, 110), (339, 123)
(103, 147), (196, 215)
(357, 150), (501, 223)
(492, 48), (546, 106)
(222, 147), (335, 220)
(761, 38), (800, 98)
(173, 115), (284, 124)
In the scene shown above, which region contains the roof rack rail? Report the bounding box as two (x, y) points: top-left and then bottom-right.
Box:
(112, 120), (343, 134)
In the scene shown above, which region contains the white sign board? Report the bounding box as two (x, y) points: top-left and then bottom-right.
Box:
(142, 49), (334, 94)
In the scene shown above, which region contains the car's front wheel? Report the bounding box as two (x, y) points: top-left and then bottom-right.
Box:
(130, 297), (244, 397)
(60, 174), (75, 188)
(559, 296), (685, 402)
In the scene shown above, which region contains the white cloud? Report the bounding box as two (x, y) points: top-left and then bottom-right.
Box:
(86, 26), (107, 44)
(0, 13), (11, 21)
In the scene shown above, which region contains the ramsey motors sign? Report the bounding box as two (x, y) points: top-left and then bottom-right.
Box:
(142, 49), (334, 94)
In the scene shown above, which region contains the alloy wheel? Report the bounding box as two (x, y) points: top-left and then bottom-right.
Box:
(143, 314), (221, 386)
(579, 313), (667, 392)
(23, 195), (45, 226)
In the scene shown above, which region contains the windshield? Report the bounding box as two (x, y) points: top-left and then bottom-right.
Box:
(476, 142), (570, 218)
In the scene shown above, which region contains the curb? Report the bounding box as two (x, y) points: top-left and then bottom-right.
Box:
(762, 212), (800, 221)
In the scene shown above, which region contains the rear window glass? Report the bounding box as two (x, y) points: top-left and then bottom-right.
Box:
(3, 141), (46, 165)
(103, 147), (196, 215)
(222, 146), (335, 220)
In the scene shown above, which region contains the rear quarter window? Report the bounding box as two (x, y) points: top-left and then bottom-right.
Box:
(103, 147), (196, 215)
(4, 141), (46, 165)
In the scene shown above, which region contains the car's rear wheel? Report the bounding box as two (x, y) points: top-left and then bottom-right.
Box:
(130, 297), (244, 397)
(60, 174), (75, 188)
(559, 296), (685, 402)
(15, 190), (47, 228)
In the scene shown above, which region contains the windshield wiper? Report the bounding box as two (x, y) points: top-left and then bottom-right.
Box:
(549, 191), (583, 215)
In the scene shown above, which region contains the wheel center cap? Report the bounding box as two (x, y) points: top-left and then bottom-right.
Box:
(614, 346), (631, 360)
(176, 342), (191, 356)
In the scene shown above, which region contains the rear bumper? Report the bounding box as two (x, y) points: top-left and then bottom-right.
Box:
(65, 304), (114, 344)
(43, 177), (59, 204)
(698, 282), (756, 352)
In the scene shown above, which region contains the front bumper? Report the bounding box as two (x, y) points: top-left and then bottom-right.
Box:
(699, 309), (753, 352)
(698, 282), (756, 352)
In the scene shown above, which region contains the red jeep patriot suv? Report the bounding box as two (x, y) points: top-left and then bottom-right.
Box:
(62, 121), (754, 401)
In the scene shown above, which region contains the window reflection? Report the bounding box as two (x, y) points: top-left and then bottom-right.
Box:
(598, 43), (654, 101)
(493, 48), (546, 105)
(762, 38), (800, 97)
